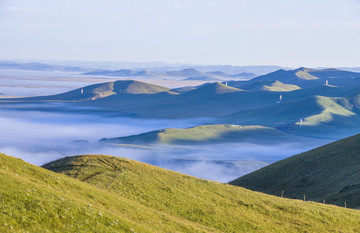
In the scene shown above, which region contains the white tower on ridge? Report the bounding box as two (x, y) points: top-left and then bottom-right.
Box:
(81, 88), (84, 94)
(325, 80), (328, 86)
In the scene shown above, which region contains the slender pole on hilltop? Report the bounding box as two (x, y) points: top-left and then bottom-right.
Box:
(323, 200), (325, 204)
(303, 194), (306, 201)
(81, 88), (83, 94)
(281, 190), (284, 198)
(344, 202), (347, 208)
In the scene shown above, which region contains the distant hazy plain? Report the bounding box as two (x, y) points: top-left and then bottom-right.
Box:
(0, 70), (206, 97)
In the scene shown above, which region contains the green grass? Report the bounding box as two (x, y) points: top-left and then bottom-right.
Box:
(3, 153), (360, 232)
(300, 96), (355, 126)
(100, 124), (296, 145)
(230, 132), (360, 209)
(295, 70), (319, 80)
(262, 81), (301, 92)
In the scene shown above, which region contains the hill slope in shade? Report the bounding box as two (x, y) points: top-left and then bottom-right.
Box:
(229, 133), (360, 209)
(100, 124), (299, 145)
(41, 154), (360, 232)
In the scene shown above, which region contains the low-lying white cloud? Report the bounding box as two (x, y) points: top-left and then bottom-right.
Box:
(0, 108), (331, 182)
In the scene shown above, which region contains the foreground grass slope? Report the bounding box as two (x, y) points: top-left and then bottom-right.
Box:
(100, 124), (297, 145)
(230, 133), (360, 209)
(43, 154), (360, 232)
(1, 153), (219, 233)
(2, 153), (360, 232)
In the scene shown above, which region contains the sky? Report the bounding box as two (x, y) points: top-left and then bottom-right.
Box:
(0, 0), (359, 67)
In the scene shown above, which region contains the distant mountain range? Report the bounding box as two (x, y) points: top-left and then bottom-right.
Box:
(0, 60), (284, 75)
(84, 67), (257, 81)
(0, 61), (89, 72)
(2, 67), (360, 140)
(0, 60), (280, 77)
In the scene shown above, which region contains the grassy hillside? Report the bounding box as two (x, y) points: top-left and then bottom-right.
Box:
(100, 124), (298, 145)
(230, 133), (360, 209)
(262, 81), (301, 92)
(42, 154), (360, 232)
(3, 153), (360, 232)
(52, 80), (170, 101)
(221, 95), (360, 138)
(0, 153), (206, 233)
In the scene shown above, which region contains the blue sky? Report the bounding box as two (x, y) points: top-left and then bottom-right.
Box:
(0, 0), (359, 67)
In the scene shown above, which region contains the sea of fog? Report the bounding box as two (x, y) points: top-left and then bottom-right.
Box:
(0, 108), (332, 182)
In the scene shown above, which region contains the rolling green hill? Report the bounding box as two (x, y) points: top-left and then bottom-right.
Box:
(261, 81), (301, 92)
(230, 133), (360, 209)
(3, 152), (360, 232)
(2, 80), (171, 102)
(221, 95), (360, 138)
(100, 124), (298, 145)
(50, 80), (170, 101)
